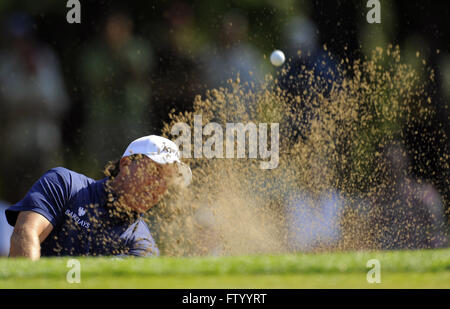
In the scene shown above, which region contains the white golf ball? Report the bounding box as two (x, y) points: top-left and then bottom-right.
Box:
(270, 50), (285, 66)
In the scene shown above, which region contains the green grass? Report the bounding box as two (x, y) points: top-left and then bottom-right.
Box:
(0, 249), (449, 289)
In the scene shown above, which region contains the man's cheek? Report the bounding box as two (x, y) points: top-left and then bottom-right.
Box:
(139, 190), (157, 204)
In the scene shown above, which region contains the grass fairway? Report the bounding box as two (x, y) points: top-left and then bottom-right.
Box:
(0, 249), (449, 289)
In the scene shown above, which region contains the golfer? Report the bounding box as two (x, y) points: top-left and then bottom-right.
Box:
(6, 135), (191, 260)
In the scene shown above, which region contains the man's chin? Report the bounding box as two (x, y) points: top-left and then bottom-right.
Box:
(130, 198), (158, 213)
(132, 205), (151, 214)
(116, 198), (153, 214)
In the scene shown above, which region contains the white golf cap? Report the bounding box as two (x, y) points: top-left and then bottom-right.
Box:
(122, 135), (192, 187)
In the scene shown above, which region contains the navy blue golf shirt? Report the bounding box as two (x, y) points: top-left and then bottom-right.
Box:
(6, 167), (159, 257)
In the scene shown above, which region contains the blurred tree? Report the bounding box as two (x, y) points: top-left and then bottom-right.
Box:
(78, 12), (154, 174)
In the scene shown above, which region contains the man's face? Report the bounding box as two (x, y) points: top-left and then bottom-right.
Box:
(115, 155), (178, 213)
